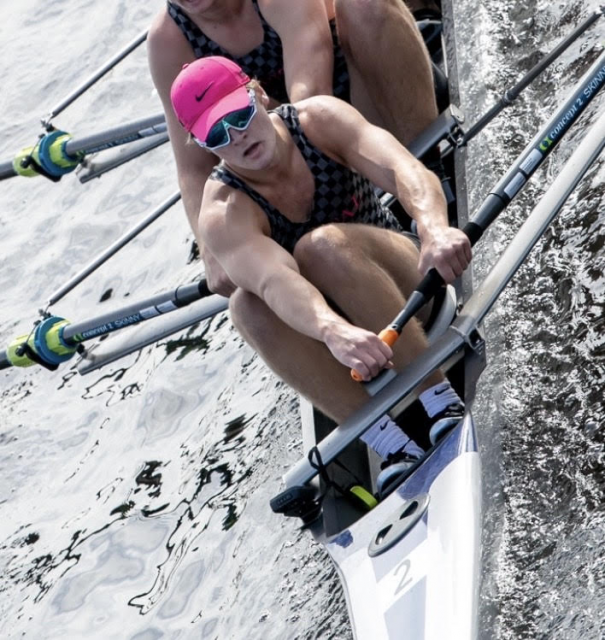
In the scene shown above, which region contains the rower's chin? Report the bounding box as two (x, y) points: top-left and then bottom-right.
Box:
(241, 141), (272, 169)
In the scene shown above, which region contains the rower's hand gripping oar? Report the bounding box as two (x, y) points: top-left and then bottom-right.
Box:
(350, 222), (482, 381)
(352, 46), (605, 381)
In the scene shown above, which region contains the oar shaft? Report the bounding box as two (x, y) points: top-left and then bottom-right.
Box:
(77, 295), (229, 374)
(77, 132), (169, 183)
(0, 159), (17, 180)
(47, 191), (181, 306)
(62, 280), (212, 344)
(43, 29), (148, 125)
(0, 352), (11, 370)
(64, 113), (166, 156)
(388, 48), (605, 333)
(461, 7), (604, 145)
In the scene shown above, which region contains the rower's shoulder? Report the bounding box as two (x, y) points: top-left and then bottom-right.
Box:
(296, 95), (355, 120)
(148, 7), (178, 48)
(202, 177), (257, 220)
(294, 96), (359, 138)
(201, 178), (266, 244)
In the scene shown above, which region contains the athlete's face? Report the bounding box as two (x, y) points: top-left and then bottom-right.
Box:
(209, 91), (277, 171)
(212, 106), (277, 171)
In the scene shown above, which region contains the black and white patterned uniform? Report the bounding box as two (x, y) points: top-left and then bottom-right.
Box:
(209, 105), (405, 254)
(167, 0), (350, 104)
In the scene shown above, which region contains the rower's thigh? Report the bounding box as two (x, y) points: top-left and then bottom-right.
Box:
(294, 223), (422, 294)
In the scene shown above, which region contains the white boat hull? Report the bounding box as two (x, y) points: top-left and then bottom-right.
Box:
(315, 415), (481, 640)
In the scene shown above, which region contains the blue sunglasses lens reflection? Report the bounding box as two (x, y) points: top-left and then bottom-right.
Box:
(204, 103), (256, 149)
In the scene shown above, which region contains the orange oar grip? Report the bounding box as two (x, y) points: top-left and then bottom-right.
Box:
(350, 326), (400, 382)
(378, 327), (399, 347)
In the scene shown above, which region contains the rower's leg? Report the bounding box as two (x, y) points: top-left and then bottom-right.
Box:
(334, 0), (438, 145)
(293, 223), (443, 390)
(229, 289), (371, 422)
(229, 223), (444, 423)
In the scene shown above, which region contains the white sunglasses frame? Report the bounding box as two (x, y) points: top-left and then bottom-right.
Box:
(194, 90), (258, 151)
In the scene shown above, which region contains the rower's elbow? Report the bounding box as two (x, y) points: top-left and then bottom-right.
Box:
(257, 270), (278, 304)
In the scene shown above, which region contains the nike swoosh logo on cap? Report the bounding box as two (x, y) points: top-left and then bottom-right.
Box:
(195, 84), (213, 103)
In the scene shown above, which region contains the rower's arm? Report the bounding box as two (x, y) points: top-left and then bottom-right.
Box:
(148, 11), (236, 295)
(201, 188), (341, 339)
(299, 97), (472, 283)
(147, 11), (217, 240)
(200, 186), (393, 379)
(261, 0), (334, 100)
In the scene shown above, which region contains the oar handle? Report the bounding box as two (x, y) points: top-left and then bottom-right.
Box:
(350, 327), (399, 382)
(350, 220), (484, 381)
(407, 219), (485, 307)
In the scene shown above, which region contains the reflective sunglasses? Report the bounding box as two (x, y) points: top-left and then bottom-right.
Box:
(194, 90), (257, 151)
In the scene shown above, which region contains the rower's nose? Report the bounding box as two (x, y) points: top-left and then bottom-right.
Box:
(230, 129), (247, 145)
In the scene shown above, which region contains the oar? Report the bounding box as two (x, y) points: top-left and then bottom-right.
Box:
(458, 7), (604, 146)
(42, 29), (148, 127)
(352, 48), (605, 380)
(60, 113), (166, 157)
(77, 295), (229, 374)
(0, 279), (216, 371)
(0, 112), (166, 181)
(77, 132), (169, 183)
(46, 191), (181, 307)
(286, 106), (605, 489)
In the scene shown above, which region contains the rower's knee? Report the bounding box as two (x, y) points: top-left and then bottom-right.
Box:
(335, 0), (403, 54)
(294, 226), (354, 285)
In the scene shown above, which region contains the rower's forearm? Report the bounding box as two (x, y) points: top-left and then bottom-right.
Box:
(396, 168), (449, 238)
(259, 269), (345, 344)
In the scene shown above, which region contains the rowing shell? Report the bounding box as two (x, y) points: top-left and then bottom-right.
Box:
(291, 1), (485, 636)
(273, 2), (605, 638)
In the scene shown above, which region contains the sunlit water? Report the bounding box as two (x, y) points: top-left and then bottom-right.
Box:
(1, 1), (604, 639)
(454, 1), (605, 639)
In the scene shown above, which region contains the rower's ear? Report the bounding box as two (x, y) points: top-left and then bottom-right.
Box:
(247, 79), (269, 108)
(258, 88), (270, 108)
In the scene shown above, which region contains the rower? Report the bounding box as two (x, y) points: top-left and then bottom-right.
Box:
(169, 56), (470, 493)
(147, 0), (440, 297)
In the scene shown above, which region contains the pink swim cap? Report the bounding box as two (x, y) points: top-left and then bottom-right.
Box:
(170, 56), (251, 141)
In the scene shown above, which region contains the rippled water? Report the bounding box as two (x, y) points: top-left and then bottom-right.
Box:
(1, 1), (604, 639)
(454, 0), (605, 638)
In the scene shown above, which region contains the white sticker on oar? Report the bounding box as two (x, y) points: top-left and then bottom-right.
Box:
(520, 148), (543, 174)
(156, 301), (179, 314)
(504, 172), (526, 199)
(140, 306), (161, 319)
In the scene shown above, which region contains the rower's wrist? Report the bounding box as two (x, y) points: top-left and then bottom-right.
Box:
(318, 315), (345, 344)
(416, 218), (449, 243)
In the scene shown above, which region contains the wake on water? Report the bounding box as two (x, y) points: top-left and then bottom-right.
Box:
(1, 1), (604, 639)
